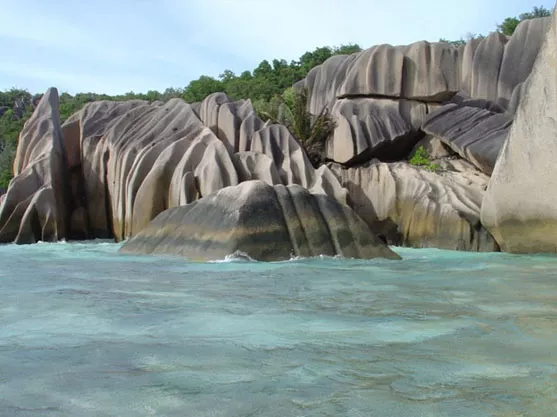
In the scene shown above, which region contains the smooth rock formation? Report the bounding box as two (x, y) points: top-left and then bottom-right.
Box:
(422, 101), (513, 174)
(0, 90), (347, 244)
(61, 99), (149, 238)
(496, 16), (552, 109)
(0, 88), (69, 243)
(327, 98), (426, 164)
(295, 18), (550, 167)
(331, 162), (497, 251)
(120, 180), (400, 261)
(481, 7), (557, 253)
(299, 17), (550, 114)
(1, 16), (552, 254)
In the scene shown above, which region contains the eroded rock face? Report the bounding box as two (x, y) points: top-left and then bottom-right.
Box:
(61, 99), (149, 239)
(330, 162), (498, 251)
(299, 17), (550, 113)
(0, 90), (347, 245)
(328, 98), (427, 165)
(422, 101), (513, 175)
(481, 7), (557, 253)
(0, 88), (69, 244)
(296, 17), (550, 167)
(336, 42), (460, 101)
(119, 180), (400, 261)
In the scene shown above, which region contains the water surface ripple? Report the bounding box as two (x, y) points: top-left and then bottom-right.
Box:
(1, 242), (556, 416)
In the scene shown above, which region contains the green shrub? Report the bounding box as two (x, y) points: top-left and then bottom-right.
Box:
(256, 87), (336, 168)
(409, 146), (440, 172)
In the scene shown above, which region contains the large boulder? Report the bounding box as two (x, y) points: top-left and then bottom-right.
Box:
(331, 161), (498, 251)
(294, 22), (550, 168)
(496, 16), (552, 109)
(298, 17), (551, 116)
(61, 99), (149, 239)
(0, 88), (70, 243)
(481, 7), (557, 253)
(120, 180), (400, 261)
(421, 100), (513, 174)
(327, 98), (426, 165)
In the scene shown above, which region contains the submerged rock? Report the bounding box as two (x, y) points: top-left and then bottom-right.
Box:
(481, 7), (557, 253)
(120, 180), (400, 262)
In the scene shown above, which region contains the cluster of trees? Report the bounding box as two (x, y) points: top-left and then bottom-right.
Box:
(440, 5), (551, 46)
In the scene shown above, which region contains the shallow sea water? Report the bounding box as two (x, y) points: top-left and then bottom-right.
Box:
(1, 242), (557, 416)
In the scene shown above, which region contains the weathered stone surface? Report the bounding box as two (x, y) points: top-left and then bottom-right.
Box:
(61, 99), (149, 238)
(298, 54), (359, 114)
(120, 180), (400, 261)
(496, 16), (552, 109)
(422, 101), (513, 174)
(0, 88), (69, 243)
(198, 92), (229, 137)
(399, 41), (461, 101)
(330, 162), (497, 251)
(459, 37), (482, 96)
(327, 98), (426, 165)
(1, 90), (348, 245)
(295, 23), (550, 167)
(469, 32), (508, 103)
(234, 152), (282, 185)
(481, 8), (557, 253)
(337, 44), (406, 98)
(249, 123), (348, 203)
(298, 18), (551, 118)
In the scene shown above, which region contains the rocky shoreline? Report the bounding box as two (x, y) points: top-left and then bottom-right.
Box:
(0, 11), (555, 260)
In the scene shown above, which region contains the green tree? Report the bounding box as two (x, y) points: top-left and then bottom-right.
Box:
(182, 76), (224, 102)
(439, 32), (485, 47)
(297, 47), (334, 74)
(333, 43), (363, 55)
(497, 5), (552, 36)
(0, 141), (16, 190)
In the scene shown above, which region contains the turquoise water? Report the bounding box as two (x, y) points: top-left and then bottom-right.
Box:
(1, 242), (557, 416)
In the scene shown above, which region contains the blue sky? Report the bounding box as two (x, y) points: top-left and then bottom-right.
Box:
(0, 0), (554, 95)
